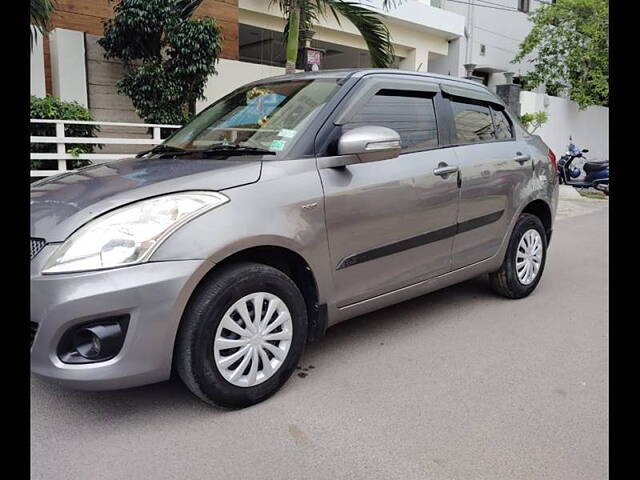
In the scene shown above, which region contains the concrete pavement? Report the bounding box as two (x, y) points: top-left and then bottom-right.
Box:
(556, 185), (608, 219)
(30, 202), (608, 480)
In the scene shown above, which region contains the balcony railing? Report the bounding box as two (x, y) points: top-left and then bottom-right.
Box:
(30, 119), (182, 178)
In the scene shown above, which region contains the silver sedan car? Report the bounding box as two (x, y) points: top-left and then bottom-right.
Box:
(31, 69), (559, 408)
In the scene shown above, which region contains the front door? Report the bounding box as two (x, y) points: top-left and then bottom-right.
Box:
(318, 83), (460, 307)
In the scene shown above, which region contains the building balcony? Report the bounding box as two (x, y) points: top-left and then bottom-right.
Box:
(363, 0), (464, 40)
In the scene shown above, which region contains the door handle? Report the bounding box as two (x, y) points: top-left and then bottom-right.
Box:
(514, 153), (531, 164)
(433, 164), (459, 177)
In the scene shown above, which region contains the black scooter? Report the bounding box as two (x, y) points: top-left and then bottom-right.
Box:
(557, 138), (609, 195)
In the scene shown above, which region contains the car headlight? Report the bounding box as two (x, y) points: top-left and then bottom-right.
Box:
(42, 191), (229, 274)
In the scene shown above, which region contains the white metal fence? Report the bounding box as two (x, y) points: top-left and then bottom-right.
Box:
(30, 119), (182, 178)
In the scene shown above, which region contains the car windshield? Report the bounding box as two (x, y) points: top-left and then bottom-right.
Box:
(163, 78), (342, 156)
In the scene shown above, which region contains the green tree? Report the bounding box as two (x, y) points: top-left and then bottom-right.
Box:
(272, 0), (403, 74)
(30, 0), (56, 50)
(513, 0), (608, 109)
(98, 0), (222, 125)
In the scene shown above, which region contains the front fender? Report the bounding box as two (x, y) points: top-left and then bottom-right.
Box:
(149, 159), (334, 305)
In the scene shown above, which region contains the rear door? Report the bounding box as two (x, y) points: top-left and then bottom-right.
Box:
(441, 85), (534, 269)
(316, 77), (460, 307)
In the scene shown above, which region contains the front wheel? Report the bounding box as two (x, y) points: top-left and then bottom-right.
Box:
(489, 213), (548, 299)
(174, 262), (308, 408)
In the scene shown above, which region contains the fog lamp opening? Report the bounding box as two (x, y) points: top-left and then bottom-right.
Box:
(58, 316), (129, 364)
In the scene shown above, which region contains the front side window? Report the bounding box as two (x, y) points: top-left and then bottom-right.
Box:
(344, 90), (438, 153)
(450, 101), (495, 144)
(492, 108), (514, 140)
(165, 79), (342, 155)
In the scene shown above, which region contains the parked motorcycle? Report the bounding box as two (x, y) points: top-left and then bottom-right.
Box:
(557, 137), (609, 195)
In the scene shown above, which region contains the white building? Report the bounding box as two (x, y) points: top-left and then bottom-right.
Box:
(199, 0), (466, 109)
(427, 0), (541, 91)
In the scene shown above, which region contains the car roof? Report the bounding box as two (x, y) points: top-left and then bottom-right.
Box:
(249, 68), (490, 91)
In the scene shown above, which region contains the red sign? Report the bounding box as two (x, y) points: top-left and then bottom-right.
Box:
(306, 49), (322, 65)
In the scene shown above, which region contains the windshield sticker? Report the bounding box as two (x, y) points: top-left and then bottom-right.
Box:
(278, 128), (296, 138)
(270, 140), (287, 151)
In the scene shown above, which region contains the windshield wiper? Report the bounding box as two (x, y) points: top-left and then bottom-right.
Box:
(136, 144), (189, 158)
(137, 143), (276, 159)
(200, 144), (276, 156)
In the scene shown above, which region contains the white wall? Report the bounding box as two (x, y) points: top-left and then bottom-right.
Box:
(196, 59), (291, 112)
(30, 29), (46, 98)
(50, 28), (88, 107)
(520, 91), (609, 162)
(427, 37), (465, 77)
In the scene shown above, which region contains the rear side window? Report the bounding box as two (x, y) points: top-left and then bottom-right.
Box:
(492, 108), (514, 140)
(344, 90), (438, 153)
(450, 101), (495, 144)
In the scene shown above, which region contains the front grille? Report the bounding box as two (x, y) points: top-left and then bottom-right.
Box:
(30, 322), (39, 349)
(31, 238), (46, 260)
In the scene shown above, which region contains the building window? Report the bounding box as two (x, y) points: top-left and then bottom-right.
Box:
(239, 24), (399, 70)
(239, 24), (286, 67)
(472, 70), (490, 87)
(345, 90), (439, 152)
(518, 0), (531, 13)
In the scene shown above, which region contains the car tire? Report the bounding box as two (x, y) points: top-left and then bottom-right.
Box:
(174, 262), (308, 409)
(489, 213), (548, 299)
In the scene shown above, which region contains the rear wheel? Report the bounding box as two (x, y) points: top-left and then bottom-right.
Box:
(175, 262), (308, 408)
(594, 182), (609, 196)
(489, 213), (548, 299)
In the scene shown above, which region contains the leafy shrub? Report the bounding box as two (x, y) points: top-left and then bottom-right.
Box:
(544, 82), (564, 97)
(30, 96), (102, 170)
(520, 111), (549, 134)
(98, 0), (222, 125)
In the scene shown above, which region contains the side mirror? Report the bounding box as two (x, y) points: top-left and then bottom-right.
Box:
(582, 149), (589, 153)
(319, 126), (401, 168)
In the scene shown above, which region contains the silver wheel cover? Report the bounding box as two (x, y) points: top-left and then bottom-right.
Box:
(516, 229), (543, 285)
(213, 292), (293, 388)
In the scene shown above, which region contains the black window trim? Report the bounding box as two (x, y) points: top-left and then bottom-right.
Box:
(333, 76), (440, 126)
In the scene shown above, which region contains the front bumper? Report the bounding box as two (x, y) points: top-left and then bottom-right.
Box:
(31, 247), (213, 390)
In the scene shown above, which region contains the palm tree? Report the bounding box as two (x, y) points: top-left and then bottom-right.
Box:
(30, 0), (57, 50)
(271, 0), (403, 74)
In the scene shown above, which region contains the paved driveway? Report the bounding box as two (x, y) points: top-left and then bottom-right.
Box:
(31, 204), (608, 480)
